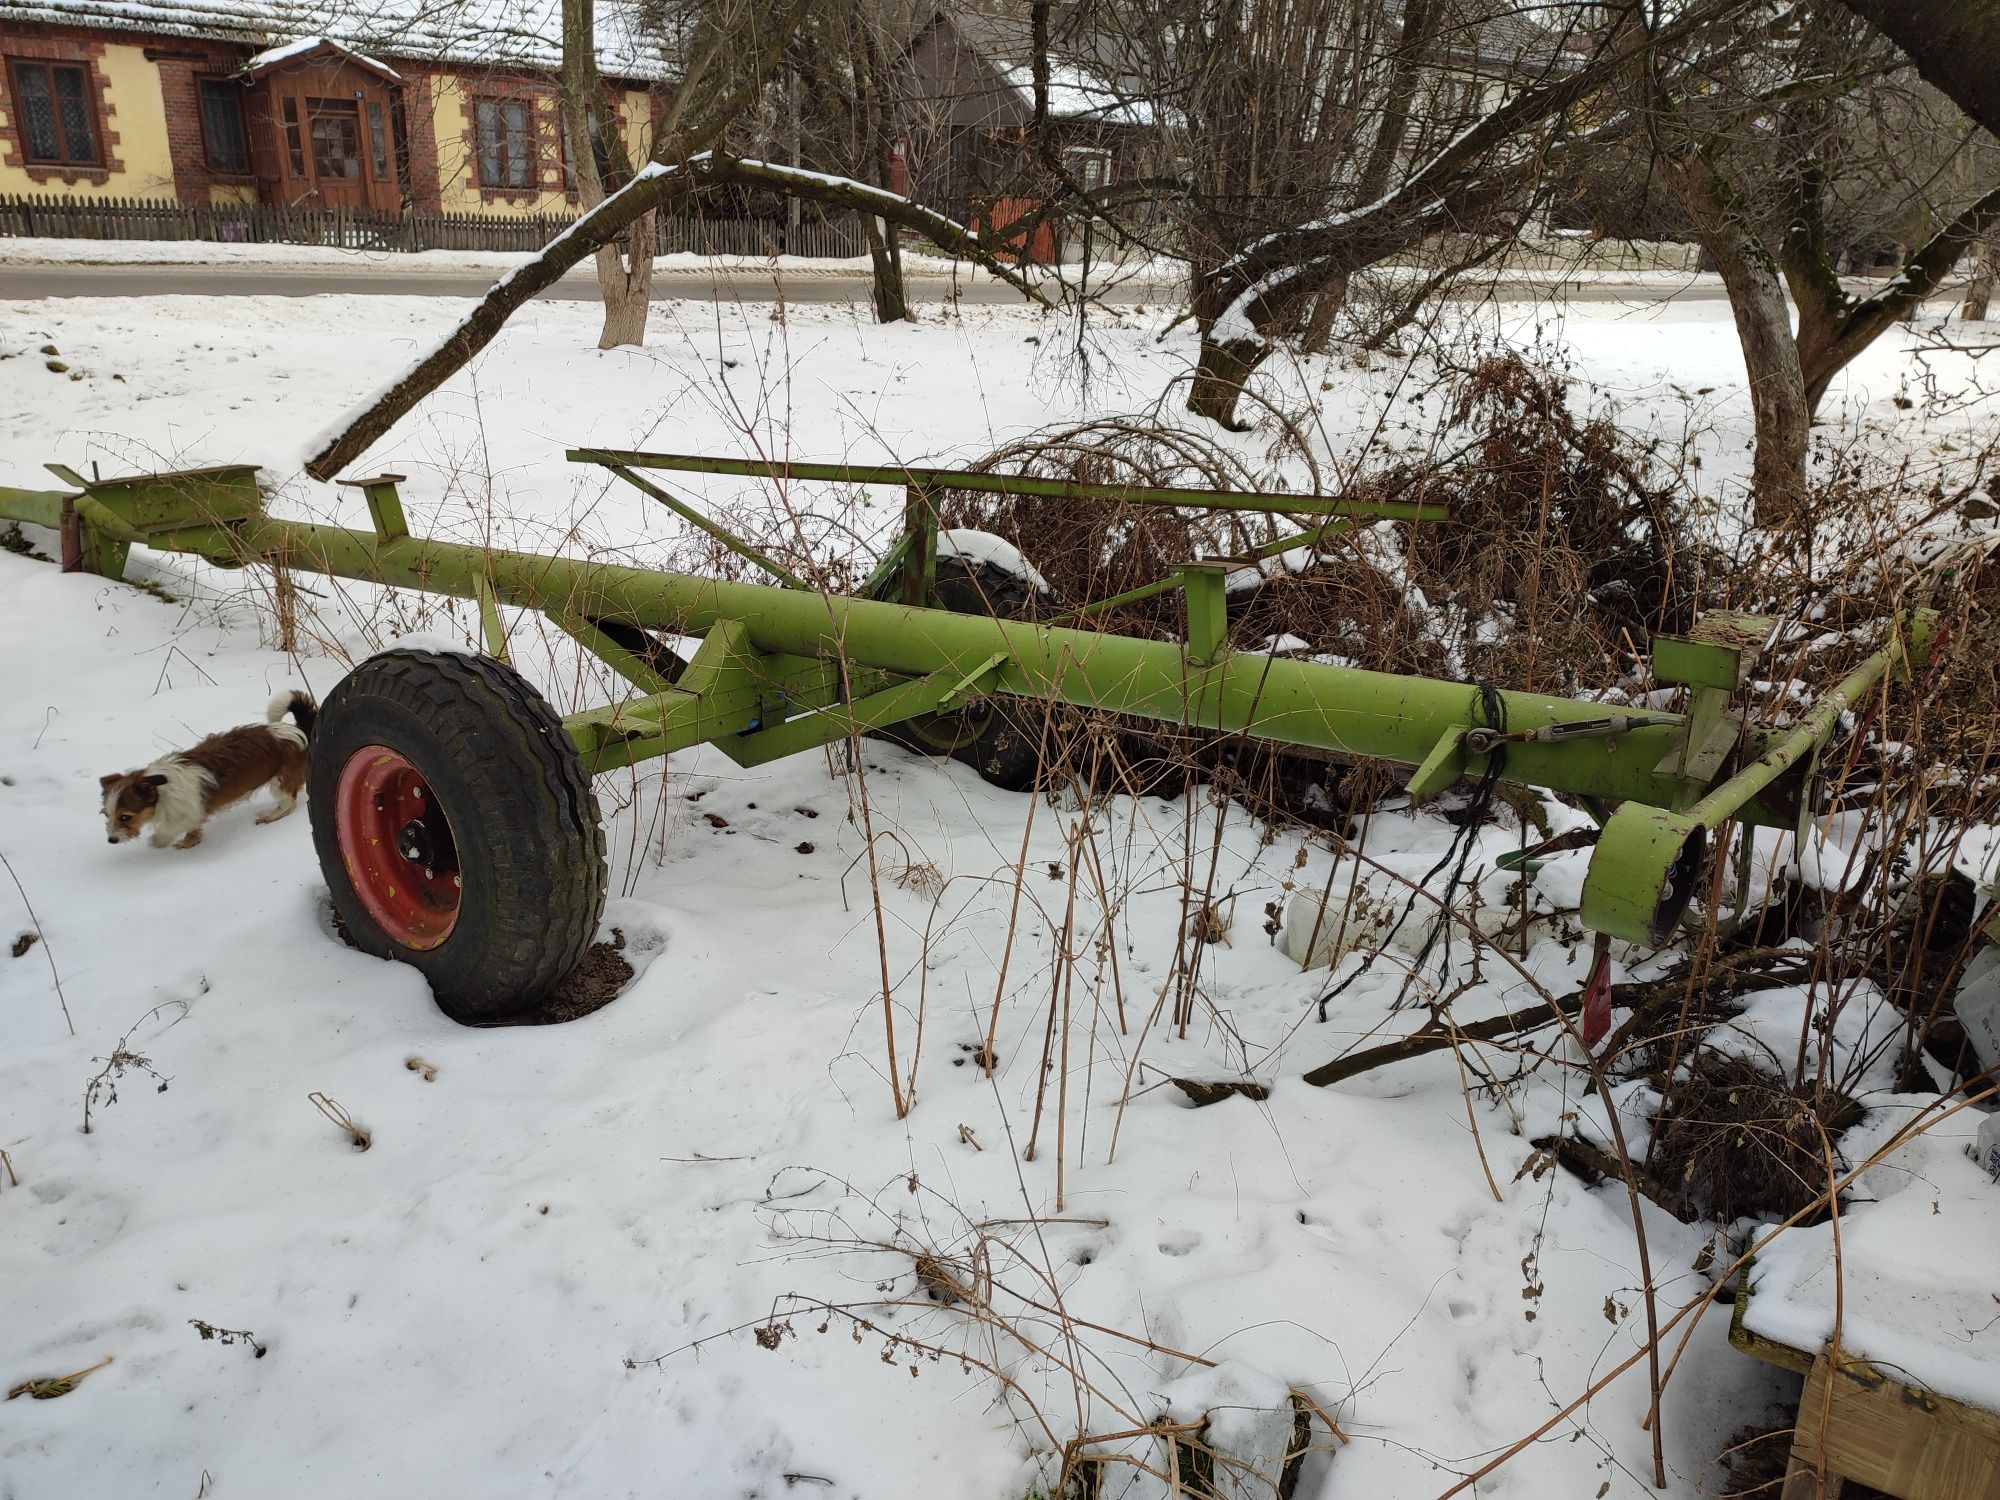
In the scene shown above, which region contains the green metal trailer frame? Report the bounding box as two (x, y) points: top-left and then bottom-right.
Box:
(0, 454), (1932, 951)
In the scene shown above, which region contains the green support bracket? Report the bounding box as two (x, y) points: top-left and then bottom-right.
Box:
(1179, 561), (1230, 666)
(1583, 611), (1935, 944)
(859, 531), (915, 601)
(1652, 613), (1771, 801)
(471, 574), (510, 664)
(340, 473), (410, 543)
(1407, 727), (1471, 803)
(568, 447), (1453, 523)
(549, 610), (678, 696)
(940, 651), (1010, 708)
(728, 662), (972, 767)
(71, 495), (137, 579)
(901, 485), (938, 608)
(567, 620), (766, 773)
(598, 462), (810, 590)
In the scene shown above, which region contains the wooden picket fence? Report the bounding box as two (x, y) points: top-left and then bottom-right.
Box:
(0, 193), (870, 259)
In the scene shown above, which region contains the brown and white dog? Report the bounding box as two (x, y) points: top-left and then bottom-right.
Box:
(100, 690), (317, 849)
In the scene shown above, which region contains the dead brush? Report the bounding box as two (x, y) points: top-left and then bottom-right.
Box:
(931, 363), (1711, 833)
(1645, 1050), (1863, 1224)
(81, 999), (190, 1135)
(635, 1167), (1343, 1499)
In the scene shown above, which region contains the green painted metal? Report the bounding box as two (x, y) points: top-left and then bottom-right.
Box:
(105, 510), (1725, 808)
(0, 485), (67, 531)
(51, 462), (262, 536)
(1179, 562), (1231, 666)
(0, 461), (1930, 949)
(599, 462), (810, 590)
(1050, 516), (1372, 626)
(340, 474), (411, 542)
(567, 448), (1451, 522)
(546, 609), (678, 697)
(1578, 611), (1936, 942)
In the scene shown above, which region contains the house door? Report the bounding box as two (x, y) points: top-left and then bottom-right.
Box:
(304, 98), (368, 207)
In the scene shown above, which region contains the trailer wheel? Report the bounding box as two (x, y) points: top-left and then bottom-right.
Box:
(880, 552), (1049, 792)
(308, 649), (606, 1025)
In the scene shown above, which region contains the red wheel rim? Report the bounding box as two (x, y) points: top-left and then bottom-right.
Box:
(333, 745), (462, 950)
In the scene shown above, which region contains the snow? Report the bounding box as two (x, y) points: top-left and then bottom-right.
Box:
(0, 281), (1997, 1495)
(1742, 1100), (2000, 1408)
(998, 63), (1157, 127)
(936, 527), (1051, 592)
(0, 0), (678, 83)
(244, 35), (399, 79)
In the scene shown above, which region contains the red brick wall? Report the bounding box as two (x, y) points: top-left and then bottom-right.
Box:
(145, 37), (255, 202)
(396, 61), (445, 214)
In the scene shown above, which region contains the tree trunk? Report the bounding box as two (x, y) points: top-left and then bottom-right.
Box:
(862, 214), (910, 323)
(1731, 268), (1813, 530)
(1963, 227), (1999, 322)
(1299, 269), (1349, 355)
(1666, 157), (1812, 529)
(561, 0), (651, 348)
(1187, 336), (1265, 430)
(594, 214), (654, 349)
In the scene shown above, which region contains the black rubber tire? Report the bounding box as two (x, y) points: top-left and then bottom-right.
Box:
(308, 649), (607, 1024)
(875, 554), (1049, 792)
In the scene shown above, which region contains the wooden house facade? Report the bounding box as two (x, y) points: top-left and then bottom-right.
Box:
(0, 0), (670, 217)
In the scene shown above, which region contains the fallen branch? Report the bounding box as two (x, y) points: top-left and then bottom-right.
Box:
(1536, 1133), (1702, 1223)
(304, 152), (1051, 482)
(1303, 987), (1587, 1087)
(1303, 947), (1811, 1088)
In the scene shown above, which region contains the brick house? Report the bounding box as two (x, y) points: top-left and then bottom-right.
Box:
(0, 0), (674, 217)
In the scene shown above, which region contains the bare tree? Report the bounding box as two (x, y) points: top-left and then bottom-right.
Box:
(1628, 4), (2000, 525)
(1832, 0), (2000, 142)
(781, 3), (926, 322)
(1036, 0), (1753, 427)
(560, 0), (655, 348)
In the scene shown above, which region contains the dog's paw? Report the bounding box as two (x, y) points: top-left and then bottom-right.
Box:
(174, 829), (204, 849)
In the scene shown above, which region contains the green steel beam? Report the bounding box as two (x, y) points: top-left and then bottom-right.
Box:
(140, 512), (1711, 810)
(599, 463), (811, 590)
(0, 486), (69, 532)
(1, 466), (1933, 947)
(568, 448), (1450, 523)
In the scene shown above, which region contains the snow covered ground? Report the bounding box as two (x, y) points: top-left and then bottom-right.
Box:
(0, 286), (1994, 1498)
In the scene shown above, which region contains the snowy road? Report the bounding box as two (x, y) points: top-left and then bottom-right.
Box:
(0, 261), (1732, 304)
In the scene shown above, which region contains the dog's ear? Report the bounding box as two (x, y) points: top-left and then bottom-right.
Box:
(143, 773), (170, 787)
(99, 772), (125, 788)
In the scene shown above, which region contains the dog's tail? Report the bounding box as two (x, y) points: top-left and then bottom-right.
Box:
(266, 689), (317, 740)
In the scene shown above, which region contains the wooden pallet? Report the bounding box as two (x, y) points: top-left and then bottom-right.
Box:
(1732, 1291), (2000, 1500)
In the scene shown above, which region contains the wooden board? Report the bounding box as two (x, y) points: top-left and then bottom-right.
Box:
(1781, 1350), (2000, 1500)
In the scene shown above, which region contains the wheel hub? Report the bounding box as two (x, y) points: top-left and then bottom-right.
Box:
(333, 746), (462, 950)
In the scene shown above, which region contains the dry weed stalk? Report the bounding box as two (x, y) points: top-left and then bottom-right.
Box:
(306, 1091), (372, 1151)
(0, 844), (71, 1035)
(6, 1354), (112, 1401)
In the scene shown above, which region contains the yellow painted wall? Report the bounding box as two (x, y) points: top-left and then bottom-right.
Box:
(0, 41), (174, 197)
(618, 86), (653, 168)
(426, 72), (575, 218)
(0, 47), (659, 214)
